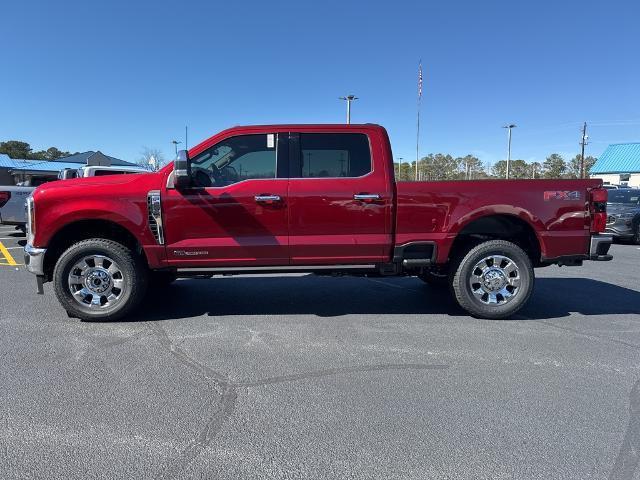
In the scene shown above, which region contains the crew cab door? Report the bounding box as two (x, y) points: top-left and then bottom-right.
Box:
(162, 133), (289, 267)
(287, 130), (393, 265)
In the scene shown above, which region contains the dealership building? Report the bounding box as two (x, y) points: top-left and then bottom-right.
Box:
(591, 143), (640, 188)
(0, 151), (135, 185)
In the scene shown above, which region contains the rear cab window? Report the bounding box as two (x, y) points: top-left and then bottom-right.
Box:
(291, 133), (372, 178)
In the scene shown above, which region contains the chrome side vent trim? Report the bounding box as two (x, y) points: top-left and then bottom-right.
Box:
(147, 190), (164, 245)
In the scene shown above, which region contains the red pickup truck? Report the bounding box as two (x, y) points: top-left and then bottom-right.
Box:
(24, 124), (612, 321)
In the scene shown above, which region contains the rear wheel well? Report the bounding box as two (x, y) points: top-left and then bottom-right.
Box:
(448, 215), (541, 267)
(43, 220), (146, 281)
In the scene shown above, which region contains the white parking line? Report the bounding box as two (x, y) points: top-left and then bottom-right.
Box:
(6, 246), (24, 250)
(0, 237), (25, 240)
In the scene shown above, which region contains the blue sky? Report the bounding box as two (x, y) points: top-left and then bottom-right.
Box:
(2, 0), (639, 166)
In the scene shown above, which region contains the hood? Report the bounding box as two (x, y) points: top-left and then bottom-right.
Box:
(35, 171), (156, 194)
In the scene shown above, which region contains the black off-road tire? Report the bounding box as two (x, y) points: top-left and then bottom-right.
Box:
(450, 240), (534, 319)
(634, 222), (640, 245)
(53, 238), (148, 322)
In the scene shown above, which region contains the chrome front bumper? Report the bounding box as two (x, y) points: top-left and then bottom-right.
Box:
(24, 244), (46, 276)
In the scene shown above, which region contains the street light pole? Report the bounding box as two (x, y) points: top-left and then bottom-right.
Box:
(396, 157), (404, 180)
(171, 140), (182, 157)
(502, 124), (517, 179)
(339, 95), (358, 124)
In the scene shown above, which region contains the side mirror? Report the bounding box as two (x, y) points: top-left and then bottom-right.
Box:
(174, 150), (191, 189)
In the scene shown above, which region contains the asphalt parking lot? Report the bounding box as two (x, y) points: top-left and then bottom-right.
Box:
(1, 227), (639, 480)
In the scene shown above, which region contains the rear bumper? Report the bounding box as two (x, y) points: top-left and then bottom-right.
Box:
(589, 234), (613, 261)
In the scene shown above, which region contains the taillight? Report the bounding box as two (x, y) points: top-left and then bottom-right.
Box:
(0, 191), (10, 208)
(590, 187), (607, 233)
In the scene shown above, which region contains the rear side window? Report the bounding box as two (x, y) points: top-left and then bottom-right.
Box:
(297, 133), (371, 178)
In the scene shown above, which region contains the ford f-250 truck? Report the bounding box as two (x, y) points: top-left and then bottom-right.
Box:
(24, 124), (613, 321)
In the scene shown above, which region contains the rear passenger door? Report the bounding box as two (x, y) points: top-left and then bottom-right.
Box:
(287, 131), (392, 265)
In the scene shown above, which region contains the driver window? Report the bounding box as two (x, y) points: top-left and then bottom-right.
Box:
(190, 134), (277, 187)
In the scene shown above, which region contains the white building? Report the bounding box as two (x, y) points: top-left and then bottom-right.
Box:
(591, 143), (640, 188)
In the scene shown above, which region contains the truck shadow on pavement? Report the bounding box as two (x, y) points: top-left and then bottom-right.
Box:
(130, 275), (640, 322)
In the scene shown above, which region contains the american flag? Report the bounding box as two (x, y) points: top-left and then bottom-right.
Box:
(418, 62), (423, 100)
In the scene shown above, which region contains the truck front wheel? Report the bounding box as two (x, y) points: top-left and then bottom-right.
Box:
(450, 240), (534, 319)
(53, 238), (148, 322)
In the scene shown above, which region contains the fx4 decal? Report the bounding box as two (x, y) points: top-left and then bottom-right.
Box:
(544, 190), (581, 201)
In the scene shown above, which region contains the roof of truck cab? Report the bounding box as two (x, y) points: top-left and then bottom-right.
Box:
(220, 124), (385, 132)
(186, 124), (388, 158)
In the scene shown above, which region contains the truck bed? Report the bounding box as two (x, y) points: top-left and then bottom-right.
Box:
(395, 178), (602, 263)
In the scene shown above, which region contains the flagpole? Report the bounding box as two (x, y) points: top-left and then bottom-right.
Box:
(416, 97), (420, 181)
(416, 60), (422, 181)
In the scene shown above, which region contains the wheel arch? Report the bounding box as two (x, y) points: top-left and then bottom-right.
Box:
(447, 213), (542, 266)
(43, 219), (147, 281)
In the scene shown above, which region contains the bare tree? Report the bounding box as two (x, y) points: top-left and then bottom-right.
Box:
(138, 147), (166, 172)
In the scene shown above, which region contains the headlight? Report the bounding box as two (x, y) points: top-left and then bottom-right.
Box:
(26, 195), (35, 244)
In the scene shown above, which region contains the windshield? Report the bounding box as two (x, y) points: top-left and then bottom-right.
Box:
(607, 189), (640, 205)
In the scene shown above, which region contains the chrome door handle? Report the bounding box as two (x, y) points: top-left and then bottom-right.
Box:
(255, 195), (281, 203)
(353, 194), (381, 201)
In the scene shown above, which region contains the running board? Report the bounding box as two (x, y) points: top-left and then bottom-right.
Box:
(402, 258), (432, 267)
(176, 264), (378, 275)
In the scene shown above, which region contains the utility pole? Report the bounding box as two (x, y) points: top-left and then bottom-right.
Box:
(502, 124), (516, 179)
(171, 140), (182, 156)
(579, 122), (589, 178)
(339, 95), (358, 124)
(185, 126), (189, 150)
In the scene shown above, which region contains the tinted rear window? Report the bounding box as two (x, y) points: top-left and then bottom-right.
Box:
(298, 133), (371, 178)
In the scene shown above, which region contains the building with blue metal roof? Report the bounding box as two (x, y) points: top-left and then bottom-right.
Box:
(52, 151), (135, 167)
(0, 151), (135, 185)
(591, 143), (640, 187)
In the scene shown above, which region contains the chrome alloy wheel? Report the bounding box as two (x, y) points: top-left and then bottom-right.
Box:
(468, 254), (521, 305)
(67, 255), (126, 309)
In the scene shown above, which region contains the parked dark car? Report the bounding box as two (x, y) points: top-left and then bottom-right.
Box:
(605, 188), (640, 243)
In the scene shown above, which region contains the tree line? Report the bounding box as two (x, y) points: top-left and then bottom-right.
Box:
(395, 153), (597, 181)
(0, 140), (74, 161)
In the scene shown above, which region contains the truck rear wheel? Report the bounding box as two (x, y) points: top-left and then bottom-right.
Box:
(450, 240), (534, 319)
(53, 238), (148, 322)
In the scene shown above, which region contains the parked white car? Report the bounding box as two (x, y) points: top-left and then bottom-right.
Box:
(57, 165), (148, 180)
